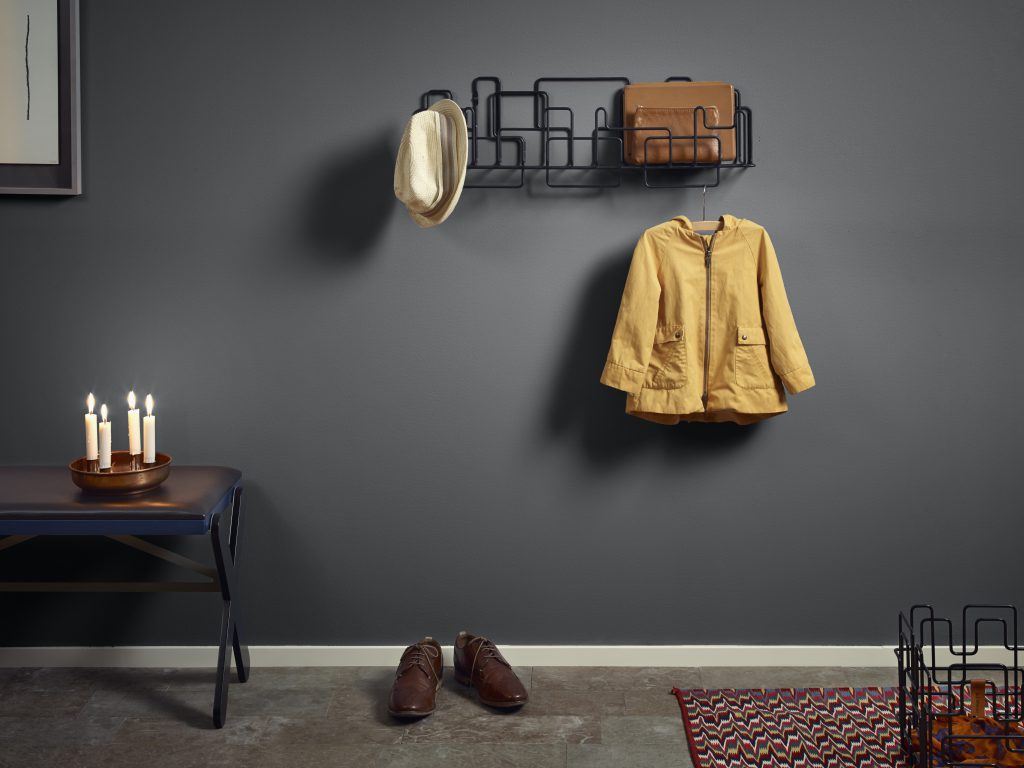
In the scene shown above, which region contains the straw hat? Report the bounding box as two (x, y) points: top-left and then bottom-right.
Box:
(394, 99), (468, 228)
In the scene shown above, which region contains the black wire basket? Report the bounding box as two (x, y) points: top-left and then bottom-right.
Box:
(418, 76), (754, 190)
(898, 604), (1024, 767)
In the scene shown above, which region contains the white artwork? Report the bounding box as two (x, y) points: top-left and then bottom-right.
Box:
(0, 0), (58, 164)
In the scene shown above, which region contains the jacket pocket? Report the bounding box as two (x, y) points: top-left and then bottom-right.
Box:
(734, 326), (775, 389)
(647, 324), (687, 390)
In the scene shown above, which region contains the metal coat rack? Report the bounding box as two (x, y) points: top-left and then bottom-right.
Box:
(897, 604), (1024, 767)
(419, 76), (754, 189)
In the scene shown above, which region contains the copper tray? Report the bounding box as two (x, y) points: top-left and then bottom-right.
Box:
(69, 451), (172, 494)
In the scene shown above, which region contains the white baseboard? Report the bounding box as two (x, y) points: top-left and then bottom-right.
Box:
(0, 644), (899, 668)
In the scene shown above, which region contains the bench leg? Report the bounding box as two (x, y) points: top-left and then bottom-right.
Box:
(214, 599), (235, 728)
(211, 486), (249, 728)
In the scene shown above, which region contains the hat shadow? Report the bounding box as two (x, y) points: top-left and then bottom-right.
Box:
(303, 133), (397, 263)
(543, 246), (760, 465)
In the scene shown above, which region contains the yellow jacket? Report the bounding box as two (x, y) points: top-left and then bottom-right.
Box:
(600, 215), (814, 425)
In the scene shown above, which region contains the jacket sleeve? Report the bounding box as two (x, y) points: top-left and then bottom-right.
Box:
(600, 232), (661, 394)
(756, 229), (815, 394)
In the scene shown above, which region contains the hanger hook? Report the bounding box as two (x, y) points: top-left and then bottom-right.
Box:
(701, 185), (707, 221)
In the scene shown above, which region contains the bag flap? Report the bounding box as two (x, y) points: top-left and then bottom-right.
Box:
(737, 327), (766, 345)
(634, 106), (720, 133)
(624, 82), (735, 118)
(655, 324), (684, 343)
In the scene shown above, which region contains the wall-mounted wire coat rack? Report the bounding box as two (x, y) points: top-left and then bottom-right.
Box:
(419, 76), (754, 189)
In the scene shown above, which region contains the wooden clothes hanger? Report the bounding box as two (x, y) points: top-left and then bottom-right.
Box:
(691, 185), (724, 234)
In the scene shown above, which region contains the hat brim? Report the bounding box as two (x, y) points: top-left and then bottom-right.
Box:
(408, 99), (468, 228)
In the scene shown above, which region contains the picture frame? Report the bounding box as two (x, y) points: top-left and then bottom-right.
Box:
(0, 0), (80, 195)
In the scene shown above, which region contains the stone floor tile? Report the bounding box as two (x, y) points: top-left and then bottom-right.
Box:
(4, 666), (104, 692)
(599, 715), (686, 745)
(88, 668), (182, 691)
(532, 667), (700, 692)
(623, 688), (683, 716)
(400, 713), (599, 745)
(3, 667), (79, 688)
(114, 714), (278, 744)
(515, 688), (625, 717)
(0, 714), (125, 747)
(100, 717), (285, 766)
(256, 743), (386, 768)
(843, 667), (899, 688)
(265, 712), (407, 745)
(137, 667), (236, 691)
(0, 667), (184, 719)
(0, 744), (106, 768)
(328, 682), (395, 720)
(568, 743), (693, 768)
(0, 685), (96, 718)
(218, 682), (333, 718)
(0, 668), (20, 690)
(697, 666), (853, 690)
(80, 674), (335, 723)
(100, 738), (263, 768)
(79, 686), (215, 724)
(376, 743), (567, 768)
(0, 664), (897, 766)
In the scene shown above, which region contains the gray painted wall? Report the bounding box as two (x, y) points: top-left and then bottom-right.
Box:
(1, 0), (1022, 646)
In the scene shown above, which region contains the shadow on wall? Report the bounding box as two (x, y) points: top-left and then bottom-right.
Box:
(304, 134), (397, 262)
(545, 247), (760, 465)
(237, 482), (337, 641)
(0, 536), (171, 645)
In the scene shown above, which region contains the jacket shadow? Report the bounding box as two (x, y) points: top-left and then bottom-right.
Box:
(303, 133), (397, 263)
(544, 246), (760, 465)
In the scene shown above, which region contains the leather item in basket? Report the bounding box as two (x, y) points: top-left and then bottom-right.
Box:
(623, 82), (735, 165)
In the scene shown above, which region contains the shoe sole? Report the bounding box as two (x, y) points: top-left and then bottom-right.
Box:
(387, 707), (435, 718)
(454, 670), (528, 708)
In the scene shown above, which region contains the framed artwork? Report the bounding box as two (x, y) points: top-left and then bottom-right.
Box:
(0, 0), (80, 195)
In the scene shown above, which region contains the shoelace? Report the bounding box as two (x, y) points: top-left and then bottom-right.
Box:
(466, 636), (510, 683)
(397, 643), (440, 683)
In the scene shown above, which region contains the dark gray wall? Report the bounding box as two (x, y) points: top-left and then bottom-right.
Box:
(1, 0), (1023, 646)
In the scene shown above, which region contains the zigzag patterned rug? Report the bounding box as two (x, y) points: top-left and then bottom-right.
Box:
(672, 687), (906, 768)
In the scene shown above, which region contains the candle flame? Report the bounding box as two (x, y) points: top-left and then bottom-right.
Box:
(145, 394), (154, 416)
(128, 390), (136, 410)
(101, 403), (108, 422)
(87, 393), (95, 414)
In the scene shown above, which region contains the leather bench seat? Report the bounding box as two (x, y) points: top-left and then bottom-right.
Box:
(0, 467), (241, 535)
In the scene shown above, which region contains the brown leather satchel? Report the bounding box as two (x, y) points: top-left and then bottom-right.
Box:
(623, 82), (736, 165)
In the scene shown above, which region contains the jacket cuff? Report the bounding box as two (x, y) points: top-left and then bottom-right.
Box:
(781, 365), (815, 394)
(601, 361), (645, 394)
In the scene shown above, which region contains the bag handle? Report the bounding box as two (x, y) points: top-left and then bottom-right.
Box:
(969, 679), (987, 717)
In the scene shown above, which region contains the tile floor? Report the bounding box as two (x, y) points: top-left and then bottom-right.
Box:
(0, 665), (897, 767)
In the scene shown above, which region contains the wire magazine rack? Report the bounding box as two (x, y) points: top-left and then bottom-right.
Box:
(897, 604), (1024, 767)
(418, 76), (754, 189)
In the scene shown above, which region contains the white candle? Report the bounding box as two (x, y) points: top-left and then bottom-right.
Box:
(127, 390), (141, 456)
(84, 393), (98, 461)
(143, 394), (156, 464)
(98, 404), (111, 469)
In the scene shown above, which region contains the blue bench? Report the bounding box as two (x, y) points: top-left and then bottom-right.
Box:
(0, 466), (249, 728)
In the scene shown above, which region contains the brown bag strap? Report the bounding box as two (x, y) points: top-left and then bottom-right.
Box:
(970, 679), (987, 717)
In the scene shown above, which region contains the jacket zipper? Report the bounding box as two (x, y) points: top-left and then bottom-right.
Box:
(701, 233), (718, 411)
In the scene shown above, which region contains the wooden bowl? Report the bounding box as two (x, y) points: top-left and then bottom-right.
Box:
(69, 451), (172, 494)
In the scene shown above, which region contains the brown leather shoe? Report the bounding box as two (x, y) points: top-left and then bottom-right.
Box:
(453, 631), (528, 709)
(387, 637), (443, 718)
